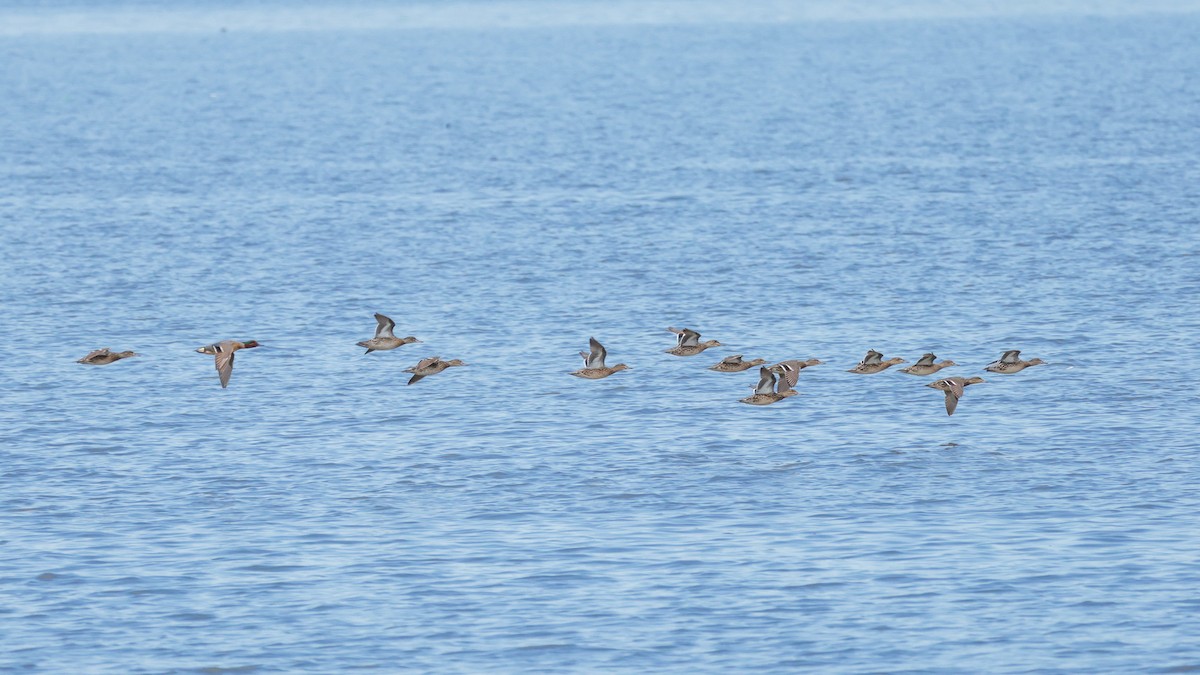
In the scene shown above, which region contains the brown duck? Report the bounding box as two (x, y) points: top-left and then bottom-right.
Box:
(739, 366), (798, 406)
(708, 354), (766, 372)
(769, 358), (824, 388)
(899, 353), (957, 376)
(984, 350), (1046, 374)
(571, 337), (630, 379)
(77, 348), (139, 365)
(403, 356), (467, 385)
(357, 313), (420, 354)
(926, 376), (986, 415)
(665, 327), (722, 356)
(195, 340), (260, 388)
(847, 349), (906, 374)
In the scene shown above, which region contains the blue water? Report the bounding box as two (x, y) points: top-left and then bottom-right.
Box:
(3, 2), (1200, 672)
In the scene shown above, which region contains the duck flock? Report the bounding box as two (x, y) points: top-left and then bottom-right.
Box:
(77, 312), (1046, 417)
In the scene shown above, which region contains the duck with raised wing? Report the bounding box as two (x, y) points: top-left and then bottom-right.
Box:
(927, 376), (986, 415)
(357, 313), (420, 354)
(571, 337), (630, 379)
(77, 348), (139, 365)
(739, 366), (798, 406)
(708, 354), (766, 372)
(847, 349), (906, 374)
(984, 350), (1046, 374)
(665, 326), (722, 356)
(900, 353), (957, 376)
(403, 356), (467, 385)
(769, 358), (824, 387)
(195, 340), (260, 388)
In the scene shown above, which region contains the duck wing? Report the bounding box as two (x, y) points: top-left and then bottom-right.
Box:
(79, 348), (111, 363)
(775, 372), (795, 395)
(752, 366), (776, 395)
(215, 350), (235, 388)
(944, 378), (966, 397)
(772, 360), (802, 388)
(413, 356), (441, 372)
(944, 390), (961, 416)
(374, 313), (397, 339)
(668, 327), (701, 348)
(585, 337), (608, 369)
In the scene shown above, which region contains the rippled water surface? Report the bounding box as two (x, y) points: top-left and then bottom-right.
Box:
(3, 2), (1200, 672)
